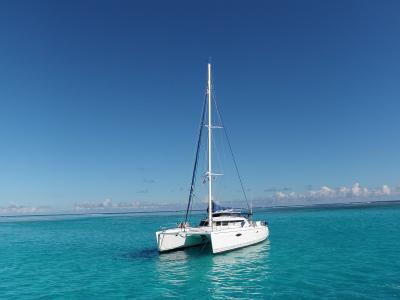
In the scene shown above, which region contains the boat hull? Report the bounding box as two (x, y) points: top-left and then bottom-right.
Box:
(211, 225), (269, 254)
(156, 224), (269, 254)
(156, 229), (209, 252)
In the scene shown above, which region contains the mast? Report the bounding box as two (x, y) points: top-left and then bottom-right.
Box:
(207, 63), (212, 226)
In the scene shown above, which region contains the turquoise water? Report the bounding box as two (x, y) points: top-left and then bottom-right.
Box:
(1, 205), (400, 299)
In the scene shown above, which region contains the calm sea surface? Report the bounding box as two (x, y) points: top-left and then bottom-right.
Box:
(1, 205), (400, 299)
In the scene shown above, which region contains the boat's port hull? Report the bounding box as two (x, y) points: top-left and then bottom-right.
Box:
(156, 229), (209, 252)
(156, 225), (268, 254)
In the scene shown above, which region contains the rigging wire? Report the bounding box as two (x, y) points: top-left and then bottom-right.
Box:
(213, 97), (251, 213)
(183, 93), (207, 226)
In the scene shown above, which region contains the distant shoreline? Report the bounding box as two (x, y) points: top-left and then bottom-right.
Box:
(1, 199), (400, 219)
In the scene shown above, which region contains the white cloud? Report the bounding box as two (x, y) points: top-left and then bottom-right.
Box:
(274, 191), (287, 199)
(338, 186), (350, 197)
(310, 186), (336, 198)
(102, 198), (113, 207)
(350, 182), (369, 197)
(382, 185), (391, 195)
(372, 184), (391, 196)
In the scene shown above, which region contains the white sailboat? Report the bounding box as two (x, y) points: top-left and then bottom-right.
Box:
(156, 63), (269, 254)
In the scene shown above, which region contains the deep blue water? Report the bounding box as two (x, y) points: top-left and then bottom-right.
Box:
(1, 205), (400, 299)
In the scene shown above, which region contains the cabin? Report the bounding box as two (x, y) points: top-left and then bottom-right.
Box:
(199, 210), (250, 230)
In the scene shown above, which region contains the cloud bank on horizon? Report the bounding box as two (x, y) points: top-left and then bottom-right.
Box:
(273, 182), (393, 201)
(1, 182), (399, 215)
(0, 203), (51, 215)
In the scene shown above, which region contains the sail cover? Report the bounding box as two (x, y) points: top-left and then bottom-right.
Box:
(207, 201), (240, 213)
(212, 201), (231, 212)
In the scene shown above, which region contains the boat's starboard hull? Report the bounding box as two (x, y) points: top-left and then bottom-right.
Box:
(211, 225), (269, 253)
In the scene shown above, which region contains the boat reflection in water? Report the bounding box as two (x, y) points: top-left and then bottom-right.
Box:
(155, 240), (270, 298)
(208, 241), (271, 298)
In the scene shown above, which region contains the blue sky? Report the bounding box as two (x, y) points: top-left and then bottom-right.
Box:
(1, 0), (400, 212)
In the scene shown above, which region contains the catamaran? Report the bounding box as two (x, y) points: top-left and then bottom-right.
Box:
(156, 63), (269, 254)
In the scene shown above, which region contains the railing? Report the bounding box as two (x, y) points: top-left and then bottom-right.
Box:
(159, 222), (185, 231)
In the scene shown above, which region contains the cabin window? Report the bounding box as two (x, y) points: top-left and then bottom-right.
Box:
(215, 221), (221, 226)
(222, 221), (228, 226)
